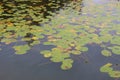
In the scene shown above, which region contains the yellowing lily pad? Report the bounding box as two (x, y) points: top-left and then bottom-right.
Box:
(109, 71), (120, 78)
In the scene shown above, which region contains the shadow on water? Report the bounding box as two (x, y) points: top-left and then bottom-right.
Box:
(0, 0), (83, 19)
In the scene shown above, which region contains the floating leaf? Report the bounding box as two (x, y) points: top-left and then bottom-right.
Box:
(61, 59), (73, 70)
(41, 50), (52, 58)
(108, 46), (120, 55)
(53, 48), (70, 61)
(30, 40), (40, 46)
(71, 50), (81, 55)
(100, 63), (113, 72)
(110, 36), (120, 45)
(101, 50), (112, 57)
(80, 47), (88, 52)
(109, 71), (120, 78)
(13, 45), (30, 55)
(1, 38), (16, 44)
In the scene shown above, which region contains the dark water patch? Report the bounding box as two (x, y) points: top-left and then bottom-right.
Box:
(112, 20), (120, 24)
(109, 30), (117, 36)
(0, 0), (83, 22)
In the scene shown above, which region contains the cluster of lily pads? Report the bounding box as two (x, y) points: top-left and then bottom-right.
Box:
(0, 0), (120, 78)
(82, 0), (120, 78)
(0, 0), (83, 70)
(100, 63), (120, 78)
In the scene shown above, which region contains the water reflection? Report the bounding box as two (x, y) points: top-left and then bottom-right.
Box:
(0, 0), (83, 45)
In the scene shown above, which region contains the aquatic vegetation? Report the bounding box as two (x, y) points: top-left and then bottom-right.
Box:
(101, 50), (112, 57)
(100, 63), (113, 72)
(0, 0), (120, 79)
(41, 48), (70, 63)
(61, 59), (73, 70)
(100, 63), (120, 78)
(108, 46), (120, 55)
(13, 44), (30, 54)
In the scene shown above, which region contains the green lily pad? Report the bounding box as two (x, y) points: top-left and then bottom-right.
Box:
(30, 40), (40, 46)
(1, 38), (17, 44)
(13, 45), (30, 55)
(61, 59), (73, 70)
(109, 71), (120, 78)
(110, 36), (120, 45)
(100, 63), (113, 72)
(101, 50), (112, 57)
(108, 46), (120, 55)
(100, 63), (120, 78)
(71, 50), (81, 55)
(80, 47), (88, 52)
(41, 50), (52, 58)
(50, 51), (70, 62)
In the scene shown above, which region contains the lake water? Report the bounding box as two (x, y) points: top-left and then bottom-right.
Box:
(1, 43), (119, 80)
(0, 0), (120, 80)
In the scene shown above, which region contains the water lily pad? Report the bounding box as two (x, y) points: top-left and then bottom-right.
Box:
(80, 47), (88, 52)
(30, 40), (40, 46)
(100, 63), (120, 78)
(109, 71), (120, 78)
(61, 59), (73, 70)
(1, 38), (17, 44)
(110, 36), (120, 45)
(13, 45), (30, 54)
(101, 50), (112, 57)
(50, 51), (70, 62)
(43, 42), (54, 45)
(71, 50), (81, 55)
(108, 46), (120, 55)
(41, 50), (52, 58)
(100, 63), (113, 72)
